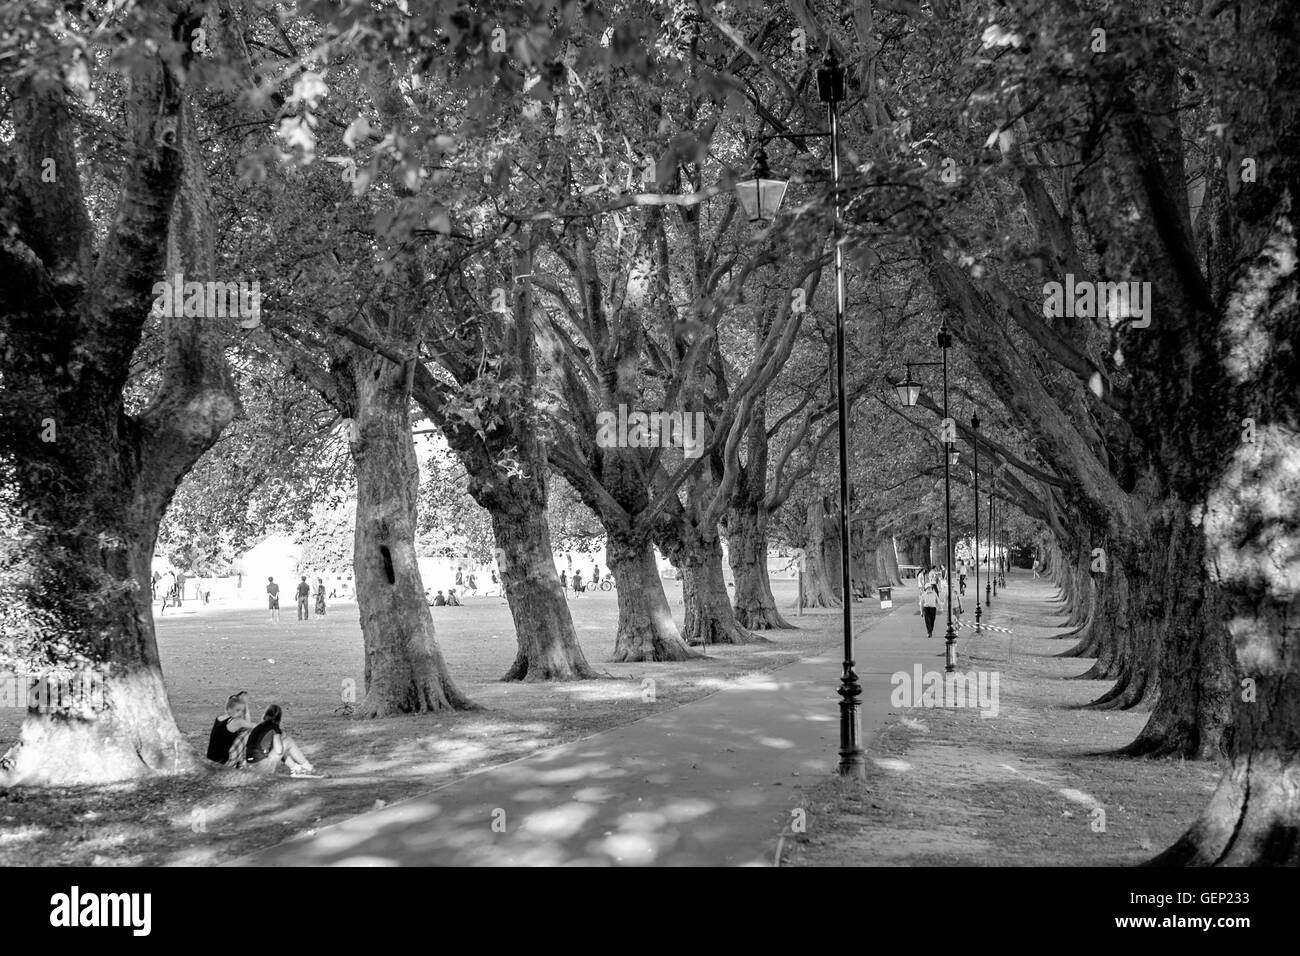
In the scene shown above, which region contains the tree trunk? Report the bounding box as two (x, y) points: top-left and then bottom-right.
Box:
(680, 536), (765, 646)
(727, 505), (795, 629)
(876, 536), (903, 587)
(1117, 512), (1234, 759)
(608, 538), (694, 661)
(1, 64), (237, 784)
(1151, 433), (1300, 862)
(350, 353), (474, 716)
(796, 497), (841, 608)
(493, 502), (597, 679)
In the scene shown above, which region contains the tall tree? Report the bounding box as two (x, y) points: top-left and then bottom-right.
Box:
(0, 2), (239, 782)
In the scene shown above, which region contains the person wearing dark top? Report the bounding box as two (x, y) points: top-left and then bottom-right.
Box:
(245, 704), (323, 777)
(296, 576), (311, 620)
(446, 588), (462, 606)
(266, 577), (281, 623)
(432, 590), (447, 606)
(206, 692), (254, 766)
(572, 570), (584, 595)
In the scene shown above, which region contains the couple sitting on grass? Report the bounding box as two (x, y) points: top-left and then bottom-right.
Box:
(206, 692), (326, 778)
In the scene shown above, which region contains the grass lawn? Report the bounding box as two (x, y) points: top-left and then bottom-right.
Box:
(0, 580), (860, 866)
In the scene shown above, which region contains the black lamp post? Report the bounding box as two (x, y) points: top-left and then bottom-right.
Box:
(987, 486), (995, 604)
(894, 327), (958, 673)
(734, 51), (863, 777)
(972, 414), (981, 632)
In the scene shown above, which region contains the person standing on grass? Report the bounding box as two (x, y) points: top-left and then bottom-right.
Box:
(466, 571), (478, 597)
(921, 583), (940, 638)
(560, 569), (567, 591)
(572, 569), (584, 596)
(266, 576), (281, 623)
(314, 577), (326, 617)
(295, 575), (311, 620)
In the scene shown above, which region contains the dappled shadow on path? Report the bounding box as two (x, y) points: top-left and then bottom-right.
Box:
(243, 667), (840, 867)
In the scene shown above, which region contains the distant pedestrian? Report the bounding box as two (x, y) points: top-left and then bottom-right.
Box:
(159, 569), (177, 613)
(592, 565), (601, 587)
(1032, 558), (1042, 579)
(560, 570), (567, 590)
(314, 577), (326, 616)
(572, 570), (584, 595)
(455, 567), (464, 588)
(175, 570), (187, 606)
(266, 576), (281, 623)
(921, 584), (939, 638)
(296, 576), (310, 620)
(466, 571), (478, 597)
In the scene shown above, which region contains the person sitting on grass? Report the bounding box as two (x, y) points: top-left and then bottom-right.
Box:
(206, 692), (255, 767)
(245, 704), (325, 777)
(432, 589), (447, 606)
(446, 587), (463, 606)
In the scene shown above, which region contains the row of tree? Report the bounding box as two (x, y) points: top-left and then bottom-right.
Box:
(2, 0), (1295, 865)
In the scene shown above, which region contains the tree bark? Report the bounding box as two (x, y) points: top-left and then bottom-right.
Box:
(679, 535), (765, 646)
(348, 350), (474, 715)
(492, 501), (597, 680)
(1, 48), (238, 783)
(608, 538), (694, 662)
(727, 504), (795, 629)
(795, 497), (841, 608)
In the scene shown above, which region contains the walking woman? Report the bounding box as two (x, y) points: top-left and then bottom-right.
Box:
(920, 583), (940, 638)
(314, 576), (327, 617)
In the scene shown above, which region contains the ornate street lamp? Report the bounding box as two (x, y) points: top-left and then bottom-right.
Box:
(893, 326), (958, 673)
(734, 144), (788, 225)
(734, 51), (863, 778)
(894, 365), (923, 406)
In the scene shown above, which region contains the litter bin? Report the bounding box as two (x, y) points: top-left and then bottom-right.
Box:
(878, 586), (893, 608)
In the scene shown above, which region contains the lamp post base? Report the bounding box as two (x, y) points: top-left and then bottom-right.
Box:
(943, 624), (958, 672)
(837, 664), (866, 778)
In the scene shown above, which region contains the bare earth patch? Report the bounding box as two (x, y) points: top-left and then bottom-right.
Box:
(783, 579), (1223, 866)
(1, 582), (870, 866)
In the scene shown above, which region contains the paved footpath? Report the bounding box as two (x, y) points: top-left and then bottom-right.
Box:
(239, 583), (1013, 867)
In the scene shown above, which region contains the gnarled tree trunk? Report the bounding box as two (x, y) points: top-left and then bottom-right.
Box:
(795, 497), (841, 609)
(608, 537), (693, 662)
(349, 350), (473, 715)
(678, 535), (764, 646)
(1, 50), (241, 784)
(493, 501), (597, 680)
(727, 504), (794, 630)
